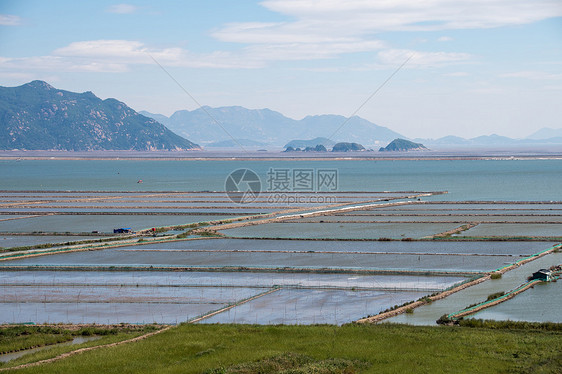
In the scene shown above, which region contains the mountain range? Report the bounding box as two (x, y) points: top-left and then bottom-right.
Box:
(142, 108), (562, 148)
(526, 127), (562, 140)
(0, 81), (199, 151)
(140, 108), (404, 147)
(414, 133), (562, 147)
(1, 80), (560, 152)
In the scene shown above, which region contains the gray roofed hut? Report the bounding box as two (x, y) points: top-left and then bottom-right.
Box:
(531, 269), (553, 281)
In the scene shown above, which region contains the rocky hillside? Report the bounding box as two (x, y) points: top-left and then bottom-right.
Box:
(0, 81), (199, 151)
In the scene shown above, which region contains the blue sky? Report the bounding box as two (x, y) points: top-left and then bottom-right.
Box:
(1, 0), (561, 139)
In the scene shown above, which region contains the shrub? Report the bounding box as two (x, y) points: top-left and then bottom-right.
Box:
(436, 314), (453, 325)
(486, 291), (505, 301)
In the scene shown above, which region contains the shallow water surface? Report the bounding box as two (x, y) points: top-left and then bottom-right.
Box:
(0, 214), (234, 233)
(458, 223), (562, 237)
(120, 238), (553, 256)
(386, 252), (562, 325)
(223, 222), (460, 239)
(0, 270), (464, 291)
(198, 288), (429, 325)
(0, 302), (226, 325)
(0, 235), (105, 248)
(470, 280), (562, 323)
(2, 247), (522, 272)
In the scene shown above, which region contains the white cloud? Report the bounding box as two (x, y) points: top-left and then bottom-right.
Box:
(53, 40), (264, 69)
(378, 49), (472, 68)
(543, 85), (562, 91)
(55, 40), (153, 61)
(259, 0), (562, 31)
(500, 71), (562, 80)
(444, 71), (469, 77)
(0, 39), (470, 74)
(0, 14), (21, 26)
(243, 40), (385, 62)
(212, 20), (387, 64)
(209, 0), (559, 68)
(0, 72), (34, 80)
(214, 21), (362, 44)
(0, 40), (266, 74)
(106, 4), (138, 14)
(0, 55), (130, 73)
(1, 38), (388, 76)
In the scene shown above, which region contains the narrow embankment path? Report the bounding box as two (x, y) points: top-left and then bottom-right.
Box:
(188, 287), (281, 323)
(203, 200), (427, 235)
(0, 326), (173, 371)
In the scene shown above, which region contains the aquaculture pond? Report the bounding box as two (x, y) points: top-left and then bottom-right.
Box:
(0, 214), (237, 233)
(0, 235), (106, 249)
(0, 269), (465, 325)
(286, 215), (562, 223)
(457, 223), (562, 237)
(120, 238), (552, 256)
(0, 270), (464, 291)
(0, 248), (520, 273)
(0, 301), (229, 325)
(386, 251), (562, 325)
(222, 222), (461, 239)
(198, 288), (429, 325)
(469, 280), (562, 323)
(368, 203), (562, 211)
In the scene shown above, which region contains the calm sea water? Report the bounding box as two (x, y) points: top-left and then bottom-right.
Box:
(0, 159), (561, 201)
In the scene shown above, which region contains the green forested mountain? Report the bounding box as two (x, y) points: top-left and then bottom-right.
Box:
(0, 81), (199, 151)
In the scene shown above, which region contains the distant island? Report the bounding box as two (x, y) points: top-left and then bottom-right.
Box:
(332, 142), (366, 152)
(284, 144), (327, 152)
(0, 81), (199, 151)
(284, 141), (366, 153)
(379, 138), (428, 152)
(284, 137), (336, 149)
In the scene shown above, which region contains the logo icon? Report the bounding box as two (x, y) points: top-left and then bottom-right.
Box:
(225, 168), (261, 204)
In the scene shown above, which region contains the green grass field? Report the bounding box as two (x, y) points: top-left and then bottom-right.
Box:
(0, 325), (160, 371)
(2, 323), (561, 373)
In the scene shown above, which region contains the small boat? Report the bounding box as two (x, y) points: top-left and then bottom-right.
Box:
(137, 180), (143, 183)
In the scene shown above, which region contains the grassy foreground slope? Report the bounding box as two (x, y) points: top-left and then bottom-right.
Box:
(7, 324), (561, 374)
